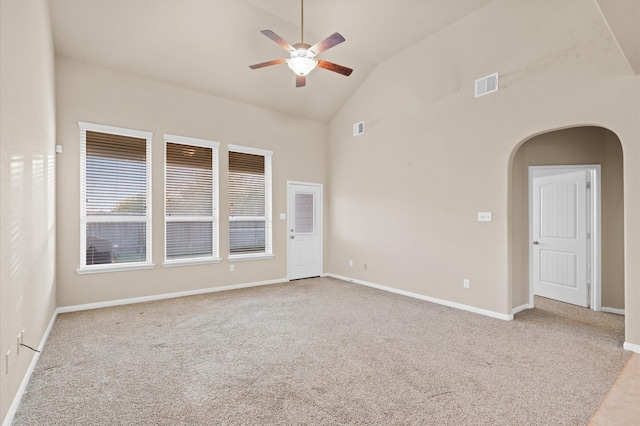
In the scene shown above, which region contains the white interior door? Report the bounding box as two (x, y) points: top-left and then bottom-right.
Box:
(531, 169), (589, 307)
(287, 182), (322, 280)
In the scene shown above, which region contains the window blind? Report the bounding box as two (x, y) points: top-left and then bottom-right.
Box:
(229, 151), (266, 254)
(229, 152), (265, 217)
(165, 141), (216, 260)
(86, 131), (146, 215)
(82, 128), (151, 268)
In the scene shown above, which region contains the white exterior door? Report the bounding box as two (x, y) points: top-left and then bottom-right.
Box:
(287, 182), (322, 280)
(531, 169), (589, 307)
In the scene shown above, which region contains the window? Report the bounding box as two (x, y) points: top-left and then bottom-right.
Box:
(79, 122), (153, 273)
(164, 134), (220, 266)
(228, 144), (273, 259)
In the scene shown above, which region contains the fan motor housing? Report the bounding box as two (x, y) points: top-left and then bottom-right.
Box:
(292, 43), (313, 56)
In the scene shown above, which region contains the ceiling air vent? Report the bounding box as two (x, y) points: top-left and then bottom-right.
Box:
(353, 121), (365, 137)
(475, 72), (499, 98)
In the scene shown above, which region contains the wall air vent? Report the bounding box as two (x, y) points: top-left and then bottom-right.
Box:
(353, 121), (365, 137)
(475, 72), (499, 98)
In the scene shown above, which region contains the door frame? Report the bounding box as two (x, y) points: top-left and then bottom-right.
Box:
(287, 181), (323, 280)
(528, 165), (602, 310)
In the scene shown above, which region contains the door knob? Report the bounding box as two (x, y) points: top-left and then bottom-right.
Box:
(533, 241), (539, 245)
(290, 235), (295, 239)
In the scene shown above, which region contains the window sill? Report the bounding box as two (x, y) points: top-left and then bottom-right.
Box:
(77, 262), (155, 275)
(162, 257), (221, 268)
(228, 253), (275, 262)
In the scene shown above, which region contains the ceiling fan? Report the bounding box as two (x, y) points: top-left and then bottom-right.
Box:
(249, 0), (353, 87)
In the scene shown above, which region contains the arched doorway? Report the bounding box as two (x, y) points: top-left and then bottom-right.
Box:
(509, 126), (624, 314)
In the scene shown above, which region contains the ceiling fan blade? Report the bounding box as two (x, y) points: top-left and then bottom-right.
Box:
(249, 59), (287, 69)
(260, 30), (295, 52)
(317, 60), (353, 77)
(296, 75), (306, 87)
(308, 32), (345, 55)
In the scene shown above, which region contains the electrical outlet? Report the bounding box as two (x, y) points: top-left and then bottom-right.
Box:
(17, 336), (21, 355)
(464, 279), (470, 289)
(349, 260), (353, 267)
(5, 350), (10, 374)
(229, 264), (235, 272)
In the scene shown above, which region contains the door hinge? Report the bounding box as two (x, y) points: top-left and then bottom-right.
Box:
(587, 232), (591, 239)
(586, 181), (591, 189)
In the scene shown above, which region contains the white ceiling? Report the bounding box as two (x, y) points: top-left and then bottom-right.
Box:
(49, 0), (494, 122)
(49, 0), (637, 122)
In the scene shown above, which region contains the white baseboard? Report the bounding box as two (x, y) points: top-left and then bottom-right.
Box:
(324, 273), (513, 321)
(623, 342), (640, 354)
(57, 278), (289, 314)
(512, 304), (622, 316)
(5, 275), (630, 426)
(3, 277), (290, 426)
(601, 307), (625, 315)
(512, 303), (533, 315)
(3, 310), (58, 426)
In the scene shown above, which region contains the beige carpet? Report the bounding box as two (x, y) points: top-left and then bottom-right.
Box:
(13, 277), (629, 425)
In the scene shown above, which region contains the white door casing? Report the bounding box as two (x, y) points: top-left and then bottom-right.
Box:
(287, 182), (322, 280)
(529, 166), (601, 309)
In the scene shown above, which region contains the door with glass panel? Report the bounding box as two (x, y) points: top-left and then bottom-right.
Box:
(287, 182), (322, 280)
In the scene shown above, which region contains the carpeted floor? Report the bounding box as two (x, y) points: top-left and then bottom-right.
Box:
(13, 277), (629, 425)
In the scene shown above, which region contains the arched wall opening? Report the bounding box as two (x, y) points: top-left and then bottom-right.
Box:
(509, 126), (625, 313)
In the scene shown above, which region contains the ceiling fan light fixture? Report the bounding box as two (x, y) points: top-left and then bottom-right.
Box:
(248, 0), (352, 86)
(287, 55), (318, 76)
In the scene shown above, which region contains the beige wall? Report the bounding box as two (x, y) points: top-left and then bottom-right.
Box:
(0, 0), (57, 422)
(1, 1), (639, 421)
(326, 0), (640, 346)
(596, 0), (640, 74)
(55, 58), (328, 307)
(603, 130), (625, 308)
(510, 127), (625, 309)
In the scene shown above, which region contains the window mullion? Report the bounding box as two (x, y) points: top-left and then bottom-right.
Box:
(166, 216), (215, 222)
(86, 215), (148, 223)
(229, 216), (267, 222)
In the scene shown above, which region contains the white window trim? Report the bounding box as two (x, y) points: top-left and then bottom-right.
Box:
(227, 144), (273, 260)
(163, 134), (221, 266)
(78, 122), (154, 273)
(77, 263), (156, 275)
(228, 144), (273, 157)
(228, 253), (276, 262)
(162, 257), (222, 268)
(166, 134), (219, 150)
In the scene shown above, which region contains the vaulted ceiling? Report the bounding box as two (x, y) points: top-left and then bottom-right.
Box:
(49, 0), (638, 123)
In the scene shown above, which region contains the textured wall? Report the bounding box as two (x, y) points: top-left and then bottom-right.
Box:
(54, 58), (328, 307)
(596, 0), (640, 73)
(0, 0), (57, 422)
(327, 0), (640, 344)
(510, 127), (625, 310)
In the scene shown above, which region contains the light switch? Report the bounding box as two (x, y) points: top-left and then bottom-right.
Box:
(478, 212), (492, 222)
(55, 145), (63, 154)
(279, 213), (286, 220)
